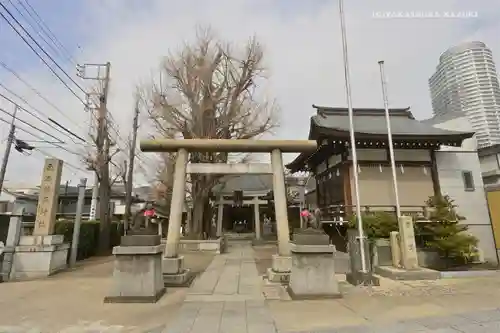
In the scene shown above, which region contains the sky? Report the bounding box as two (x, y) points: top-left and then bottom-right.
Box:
(0, 0), (498, 193)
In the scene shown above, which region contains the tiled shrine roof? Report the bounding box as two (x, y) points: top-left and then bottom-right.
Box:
(286, 105), (474, 172)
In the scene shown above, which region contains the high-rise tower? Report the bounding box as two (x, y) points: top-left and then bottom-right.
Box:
(429, 41), (500, 147)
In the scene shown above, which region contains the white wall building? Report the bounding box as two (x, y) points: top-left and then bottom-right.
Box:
(424, 112), (498, 262)
(429, 41), (500, 148)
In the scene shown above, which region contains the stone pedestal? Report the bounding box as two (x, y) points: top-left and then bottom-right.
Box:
(162, 256), (192, 286)
(10, 235), (69, 280)
(267, 254), (292, 283)
(263, 223), (273, 237)
(376, 217), (440, 281)
(375, 265), (441, 280)
(287, 243), (341, 300)
(345, 229), (380, 286)
(104, 235), (165, 303)
(293, 228), (330, 245)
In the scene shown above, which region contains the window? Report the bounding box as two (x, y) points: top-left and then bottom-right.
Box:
(462, 171), (475, 191)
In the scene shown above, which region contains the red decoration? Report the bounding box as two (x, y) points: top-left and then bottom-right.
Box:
(144, 209), (155, 217)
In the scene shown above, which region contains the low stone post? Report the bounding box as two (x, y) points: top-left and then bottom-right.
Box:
(216, 200), (223, 237)
(158, 221), (163, 238)
(162, 148), (191, 286)
(398, 216), (418, 270)
(1, 207), (23, 281)
(253, 197), (261, 241)
(390, 231), (401, 268)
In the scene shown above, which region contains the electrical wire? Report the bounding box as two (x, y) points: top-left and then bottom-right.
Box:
(0, 88), (84, 143)
(6, 0), (64, 63)
(0, 106), (65, 143)
(34, 148), (88, 173)
(0, 3), (87, 105)
(0, 115), (83, 157)
(0, 62), (88, 133)
(0, 2), (85, 94)
(20, 0), (79, 64)
(0, 61), (89, 134)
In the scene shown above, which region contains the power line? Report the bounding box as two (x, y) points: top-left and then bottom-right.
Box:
(20, 0), (78, 64)
(0, 85), (85, 143)
(33, 148), (88, 173)
(0, 113), (80, 154)
(6, 0), (64, 64)
(0, 2), (85, 94)
(0, 114), (81, 157)
(48, 118), (86, 143)
(0, 3), (87, 105)
(0, 61), (89, 134)
(0, 106), (65, 143)
(0, 114), (87, 186)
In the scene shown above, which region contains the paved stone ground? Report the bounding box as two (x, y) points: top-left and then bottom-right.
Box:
(3, 241), (500, 332)
(283, 308), (500, 332)
(0, 252), (215, 333)
(163, 240), (277, 332)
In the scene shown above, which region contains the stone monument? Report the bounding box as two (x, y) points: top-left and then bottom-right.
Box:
(375, 216), (440, 280)
(11, 159), (70, 279)
(105, 234), (165, 303)
(287, 223), (342, 299)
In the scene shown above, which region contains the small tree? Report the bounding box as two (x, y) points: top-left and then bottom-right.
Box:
(420, 195), (478, 264)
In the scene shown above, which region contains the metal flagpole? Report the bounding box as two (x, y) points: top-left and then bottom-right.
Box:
(378, 60), (401, 219)
(338, 0), (367, 273)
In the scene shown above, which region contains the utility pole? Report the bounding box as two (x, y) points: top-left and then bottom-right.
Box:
(123, 98), (140, 233)
(0, 106), (18, 194)
(77, 62), (112, 253)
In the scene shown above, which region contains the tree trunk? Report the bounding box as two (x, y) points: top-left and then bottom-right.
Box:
(189, 194), (205, 239)
(202, 198), (212, 239)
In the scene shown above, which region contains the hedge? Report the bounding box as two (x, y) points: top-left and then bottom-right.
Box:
(54, 220), (123, 262)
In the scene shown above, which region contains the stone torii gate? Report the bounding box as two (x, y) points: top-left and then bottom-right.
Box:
(140, 139), (317, 284)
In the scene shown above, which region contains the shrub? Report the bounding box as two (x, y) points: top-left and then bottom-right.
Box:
(348, 211), (398, 240)
(54, 220), (123, 262)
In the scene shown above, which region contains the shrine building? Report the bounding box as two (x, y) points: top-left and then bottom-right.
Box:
(286, 105), (498, 262)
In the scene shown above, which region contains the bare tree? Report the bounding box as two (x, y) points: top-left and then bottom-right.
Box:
(145, 29), (279, 239)
(151, 152), (176, 211)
